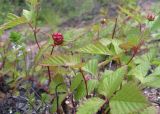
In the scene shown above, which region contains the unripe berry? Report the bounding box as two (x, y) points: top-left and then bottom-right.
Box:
(146, 13), (155, 21)
(100, 18), (107, 24)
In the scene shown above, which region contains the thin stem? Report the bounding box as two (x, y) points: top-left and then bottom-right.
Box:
(55, 83), (64, 114)
(112, 18), (118, 39)
(97, 98), (109, 114)
(47, 66), (51, 86)
(47, 46), (55, 86)
(126, 53), (136, 65)
(108, 18), (118, 69)
(79, 68), (88, 98)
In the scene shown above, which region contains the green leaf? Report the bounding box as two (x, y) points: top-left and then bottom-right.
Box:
(6, 13), (19, 22)
(76, 42), (111, 55)
(110, 83), (148, 114)
(151, 15), (160, 31)
(23, 9), (33, 21)
(143, 76), (160, 88)
(70, 73), (83, 92)
(126, 27), (141, 45)
(128, 62), (150, 82)
(111, 39), (123, 54)
(51, 93), (67, 113)
(88, 79), (99, 93)
(77, 97), (105, 114)
(140, 106), (157, 114)
(142, 66), (160, 88)
(134, 48), (157, 64)
(27, 0), (38, 6)
(98, 66), (127, 98)
(0, 16), (27, 31)
(34, 43), (50, 64)
(74, 80), (86, 100)
(49, 75), (66, 93)
(9, 32), (21, 43)
(119, 6), (142, 23)
(99, 38), (112, 46)
(82, 59), (98, 77)
(41, 54), (81, 67)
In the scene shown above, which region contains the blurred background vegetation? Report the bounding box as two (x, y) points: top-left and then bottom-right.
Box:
(0, 0), (139, 27)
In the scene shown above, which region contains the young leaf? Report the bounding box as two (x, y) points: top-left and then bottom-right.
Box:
(23, 9), (33, 21)
(110, 83), (148, 114)
(82, 59), (98, 77)
(77, 97), (105, 114)
(98, 66), (127, 98)
(76, 42), (111, 55)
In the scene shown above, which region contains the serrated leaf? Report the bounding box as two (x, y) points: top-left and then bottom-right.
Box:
(111, 39), (123, 54)
(141, 66), (160, 88)
(41, 54), (81, 67)
(88, 79), (99, 93)
(0, 16), (27, 31)
(6, 13), (19, 22)
(76, 42), (111, 55)
(140, 106), (157, 114)
(70, 73), (83, 92)
(99, 38), (111, 46)
(82, 59), (98, 77)
(128, 62), (150, 82)
(143, 76), (160, 88)
(77, 97), (105, 114)
(110, 83), (148, 114)
(134, 48), (157, 64)
(98, 66), (127, 98)
(74, 80), (86, 100)
(49, 75), (67, 93)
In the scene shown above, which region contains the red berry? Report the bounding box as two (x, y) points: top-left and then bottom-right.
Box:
(52, 32), (64, 45)
(146, 13), (155, 21)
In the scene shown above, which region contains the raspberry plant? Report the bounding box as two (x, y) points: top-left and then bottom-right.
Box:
(0, 0), (160, 114)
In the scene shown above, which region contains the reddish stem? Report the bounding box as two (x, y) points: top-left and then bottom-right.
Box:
(126, 53), (136, 65)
